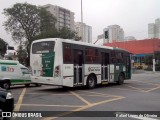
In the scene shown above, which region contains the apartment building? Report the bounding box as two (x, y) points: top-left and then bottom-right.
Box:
(103, 25), (124, 43)
(148, 18), (160, 39)
(75, 22), (92, 43)
(43, 4), (75, 31)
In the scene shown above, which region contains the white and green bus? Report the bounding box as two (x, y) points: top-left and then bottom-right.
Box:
(30, 38), (131, 89)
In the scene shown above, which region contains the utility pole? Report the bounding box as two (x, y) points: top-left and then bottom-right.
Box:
(153, 54), (155, 73)
(81, 0), (84, 41)
(81, 0), (83, 23)
(153, 40), (155, 73)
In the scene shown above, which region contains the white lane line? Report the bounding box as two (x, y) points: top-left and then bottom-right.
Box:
(144, 86), (160, 92)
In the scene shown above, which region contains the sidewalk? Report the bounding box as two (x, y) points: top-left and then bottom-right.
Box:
(132, 69), (160, 74)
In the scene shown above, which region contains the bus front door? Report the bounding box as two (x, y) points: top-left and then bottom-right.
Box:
(101, 52), (109, 81)
(73, 50), (84, 85)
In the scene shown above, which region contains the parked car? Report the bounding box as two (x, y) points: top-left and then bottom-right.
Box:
(0, 60), (41, 89)
(0, 88), (14, 119)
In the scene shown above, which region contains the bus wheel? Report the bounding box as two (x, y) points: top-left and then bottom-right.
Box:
(2, 82), (10, 90)
(87, 75), (96, 89)
(117, 73), (124, 85)
(35, 83), (41, 87)
(25, 84), (30, 87)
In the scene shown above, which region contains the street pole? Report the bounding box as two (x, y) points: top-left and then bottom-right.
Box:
(81, 0), (83, 23)
(153, 40), (155, 73)
(153, 53), (156, 73)
(81, 0), (84, 41)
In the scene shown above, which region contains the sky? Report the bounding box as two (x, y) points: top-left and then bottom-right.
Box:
(0, 0), (160, 47)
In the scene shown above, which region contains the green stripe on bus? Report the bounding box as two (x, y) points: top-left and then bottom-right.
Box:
(11, 79), (31, 83)
(0, 62), (17, 65)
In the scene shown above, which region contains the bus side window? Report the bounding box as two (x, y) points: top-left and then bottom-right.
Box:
(85, 48), (99, 64)
(112, 57), (118, 64)
(63, 45), (72, 63)
(111, 51), (116, 64)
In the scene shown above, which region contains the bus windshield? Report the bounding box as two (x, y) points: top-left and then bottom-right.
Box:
(32, 41), (55, 54)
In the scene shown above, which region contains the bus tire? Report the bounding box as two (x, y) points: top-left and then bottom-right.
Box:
(86, 75), (96, 89)
(35, 83), (41, 87)
(117, 73), (124, 85)
(25, 84), (30, 87)
(2, 82), (10, 90)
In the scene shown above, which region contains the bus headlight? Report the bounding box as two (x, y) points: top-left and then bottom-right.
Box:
(6, 92), (13, 99)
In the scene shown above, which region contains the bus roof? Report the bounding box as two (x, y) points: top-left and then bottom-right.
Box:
(0, 60), (19, 63)
(0, 60), (19, 65)
(32, 38), (129, 52)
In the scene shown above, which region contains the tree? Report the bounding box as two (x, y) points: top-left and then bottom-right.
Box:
(34, 27), (81, 41)
(3, 3), (56, 66)
(16, 45), (28, 65)
(58, 27), (81, 41)
(0, 38), (7, 57)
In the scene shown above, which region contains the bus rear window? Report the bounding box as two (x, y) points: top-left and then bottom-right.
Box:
(32, 41), (55, 54)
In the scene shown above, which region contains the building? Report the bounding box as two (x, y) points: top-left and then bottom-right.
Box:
(43, 4), (75, 31)
(104, 38), (160, 55)
(103, 25), (124, 43)
(124, 36), (136, 41)
(148, 18), (160, 39)
(75, 22), (92, 43)
(104, 38), (160, 68)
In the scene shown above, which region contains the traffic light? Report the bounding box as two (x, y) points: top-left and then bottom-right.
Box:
(104, 30), (109, 39)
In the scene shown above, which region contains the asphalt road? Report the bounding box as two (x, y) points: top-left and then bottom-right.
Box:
(6, 71), (160, 120)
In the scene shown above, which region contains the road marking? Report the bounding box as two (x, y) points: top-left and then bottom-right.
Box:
(144, 86), (160, 92)
(42, 96), (125, 120)
(14, 88), (26, 111)
(124, 85), (146, 92)
(90, 96), (125, 106)
(19, 104), (84, 108)
(115, 87), (145, 92)
(131, 80), (160, 86)
(79, 94), (112, 97)
(81, 90), (123, 98)
(70, 91), (91, 105)
(42, 105), (90, 120)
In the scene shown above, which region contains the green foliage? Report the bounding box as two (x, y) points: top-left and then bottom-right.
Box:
(4, 3), (40, 42)
(0, 38), (7, 57)
(3, 3), (56, 66)
(3, 3), (81, 65)
(16, 45), (28, 65)
(33, 27), (81, 41)
(58, 27), (81, 41)
(3, 3), (56, 49)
